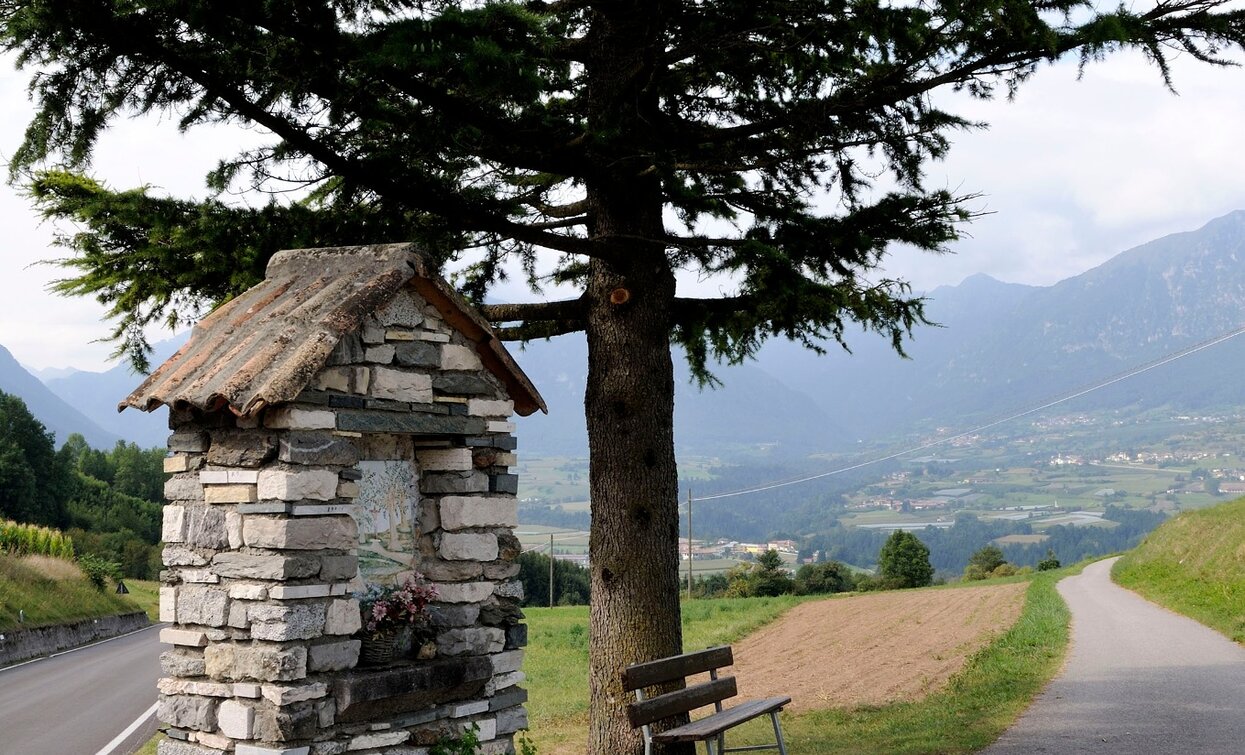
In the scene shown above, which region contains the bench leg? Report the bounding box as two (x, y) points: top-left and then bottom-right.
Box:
(770, 711), (787, 755)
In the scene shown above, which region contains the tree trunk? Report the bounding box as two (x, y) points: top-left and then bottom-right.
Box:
(582, 4), (690, 752)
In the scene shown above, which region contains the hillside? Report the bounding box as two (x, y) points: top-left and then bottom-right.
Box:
(1113, 498), (1245, 643)
(0, 554), (143, 630)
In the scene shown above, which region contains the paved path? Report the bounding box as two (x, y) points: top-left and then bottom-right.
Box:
(0, 623), (162, 755)
(985, 557), (1245, 754)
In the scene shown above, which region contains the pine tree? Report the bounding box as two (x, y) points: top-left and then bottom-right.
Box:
(5, 1), (1245, 750)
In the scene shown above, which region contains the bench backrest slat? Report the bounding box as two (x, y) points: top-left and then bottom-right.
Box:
(621, 646), (734, 691)
(626, 676), (739, 728)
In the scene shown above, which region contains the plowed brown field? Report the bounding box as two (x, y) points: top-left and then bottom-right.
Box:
(731, 582), (1027, 710)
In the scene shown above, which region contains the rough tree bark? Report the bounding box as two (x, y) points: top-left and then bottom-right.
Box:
(583, 4), (691, 753)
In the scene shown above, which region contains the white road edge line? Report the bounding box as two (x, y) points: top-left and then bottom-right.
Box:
(0, 622), (163, 673)
(94, 701), (158, 755)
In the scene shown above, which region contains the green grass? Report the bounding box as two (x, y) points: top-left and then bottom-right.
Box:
(525, 574), (1073, 754)
(0, 554), (148, 631)
(1113, 497), (1245, 643)
(123, 579), (162, 623)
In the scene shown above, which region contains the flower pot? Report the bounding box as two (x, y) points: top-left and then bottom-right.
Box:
(360, 632), (398, 665)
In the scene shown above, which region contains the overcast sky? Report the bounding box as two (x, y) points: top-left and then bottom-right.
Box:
(1, 47), (1243, 373)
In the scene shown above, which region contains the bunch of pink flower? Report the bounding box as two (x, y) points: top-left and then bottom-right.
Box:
(356, 574), (438, 636)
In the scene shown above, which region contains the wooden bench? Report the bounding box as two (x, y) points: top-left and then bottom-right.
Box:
(622, 645), (790, 755)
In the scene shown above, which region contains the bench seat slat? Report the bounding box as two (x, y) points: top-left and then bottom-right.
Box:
(650, 696), (792, 743)
(622, 646), (734, 691)
(627, 677), (738, 728)
(651, 697), (792, 742)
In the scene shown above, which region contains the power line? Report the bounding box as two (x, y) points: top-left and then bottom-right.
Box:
(691, 322), (1245, 503)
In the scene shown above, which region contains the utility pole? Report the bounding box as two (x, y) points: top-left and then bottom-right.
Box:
(548, 532), (555, 609)
(686, 488), (693, 600)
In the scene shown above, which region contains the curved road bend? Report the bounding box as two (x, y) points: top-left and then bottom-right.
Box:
(985, 557), (1245, 754)
(0, 623), (162, 755)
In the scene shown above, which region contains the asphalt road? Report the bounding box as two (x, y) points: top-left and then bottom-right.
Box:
(0, 623), (162, 755)
(985, 557), (1245, 754)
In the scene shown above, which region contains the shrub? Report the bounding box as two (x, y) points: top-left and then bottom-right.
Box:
(77, 553), (121, 590)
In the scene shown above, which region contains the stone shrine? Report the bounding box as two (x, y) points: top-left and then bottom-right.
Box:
(123, 244), (545, 755)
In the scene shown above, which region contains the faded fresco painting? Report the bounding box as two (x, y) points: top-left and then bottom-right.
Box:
(354, 459), (419, 583)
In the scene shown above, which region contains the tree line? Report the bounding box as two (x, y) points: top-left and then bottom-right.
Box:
(0, 391), (164, 578)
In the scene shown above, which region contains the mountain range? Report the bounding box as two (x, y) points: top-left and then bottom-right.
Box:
(5, 209), (1245, 455)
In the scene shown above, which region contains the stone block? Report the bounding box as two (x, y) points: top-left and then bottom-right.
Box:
(212, 553), (320, 581)
(428, 603), (480, 628)
(385, 329), (416, 341)
(238, 502), (292, 515)
(158, 679), (234, 697)
(185, 506), (230, 550)
(164, 455), (195, 473)
(192, 732), (232, 751)
(314, 367), (352, 393)
(163, 546), (208, 567)
(200, 469), (261, 484)
(325, 599), (362, 635)
(421, 471), (489, 495)
(217, 699), (255, 740)
(365, 344), (395, 364)
(176, 585), (230, 627)
(278, 432), (360, 466)
(205, 643), (307, 682)
(257, 469), (340, 501)
(158, 694), (217, 732)
(163, 506), (188, 543)
(432, 373), (496, 396)
(490, 650), (524, 675)
(371, 367), (433, 403)
(494, 580), (524, 600)
(437, 627), (505, 656)
(505, 624), (527, 650)
(264, 407), (335, 430)
(229, 584), (268, 600)
(252, 700), (318, 742)
(495, 706), (528, 736)
(336, 480), (360, 498)
(161, 649), (206, 677)
(450, 700), (489, 718)
(249, 603), (326, 641)
(433, 581), (494, 604)
(206, 430), (279, 467)
(204, 484), (258, 504)
(160, 586), (178, 623)
(347, 731), (410, 750)
(494, 452), (517, 467)
(180, 569), (221, 584)
(421, 561), (483, 582)
(466, 399), (513, 417)
(377, 292), (424, 327)
(165, 475), (204, 502)
(474, 718), (498, 742)
(307, 639), (360, 672)
(486, 671), (525, 695)
(157, 740), (220, 755)
(439, 496), (518, 530)
(489, 474), (519, 495)
(488, 686), (528, 712)
(226, 511), (244, 550)
(486, 421), (516, 434)
(361, 320), (385, 344)
(161, 628), (209, 647)
(268, 584), (336, 600)
(483, 562), (520, 581)
(236, 746), (311, 755)
(441, 344), (483, 371)
(335, 410), (484, 435)
(319, 555), (358, 581)
(329, 332), (365, 364)
(412, 330), (451, 343)
(261, 682), (328, 705)
(233, 683), (262, 698)
(439, 532), (499, 562)
(478, 601), (523, 627)
(394, 341), (440, 368)
(228, 601), (249, 629)
(169, 431), (210, 453)
(243, 516), (357, 550)
(466, 435), (517, 451)
(290, 503), (356, 517)
(415, 447), (472, 472)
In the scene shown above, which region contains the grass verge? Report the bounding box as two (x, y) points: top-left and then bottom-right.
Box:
(1113, 497), (1245, 643)
(0, 554), (147, 630)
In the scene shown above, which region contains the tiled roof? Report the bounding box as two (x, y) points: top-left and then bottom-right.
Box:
(121, 244), (546, 417)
